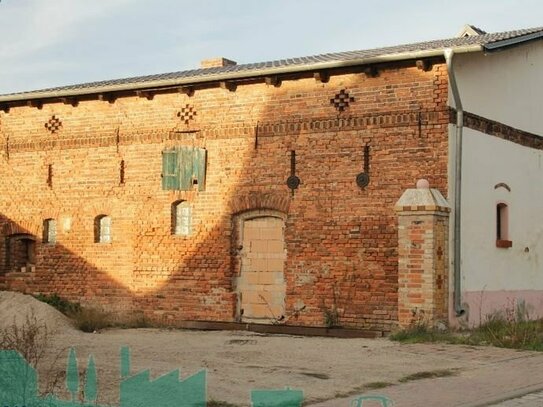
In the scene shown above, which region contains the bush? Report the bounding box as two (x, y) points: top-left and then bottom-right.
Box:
(70, 307), (112, 333)
(0, 311), (65, 396)
(34, 293), (112, 332)
(0, 312), (51, 368)
(34, 293), (81, 315)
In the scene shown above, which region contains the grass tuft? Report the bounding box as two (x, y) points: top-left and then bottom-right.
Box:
(390, 324), (463, 344)
(363, 381), (394, 390)
(34, 293), (81, 315)
(399, 369), (458, 383)
(34, 293), (111, 332)
(70, 306), (112, 333)
(391, 302), (543, 351)
(471, 313), (543, 351)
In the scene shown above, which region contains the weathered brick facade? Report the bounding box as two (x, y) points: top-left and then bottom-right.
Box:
(0, 61), (449, 332)
(395, 183), (450, 328)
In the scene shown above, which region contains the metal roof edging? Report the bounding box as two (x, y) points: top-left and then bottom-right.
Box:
(0, 44), (483, 104)
(484, 31), (543, 51)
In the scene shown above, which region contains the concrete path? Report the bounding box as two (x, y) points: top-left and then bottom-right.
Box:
(308, 345), (543, 407)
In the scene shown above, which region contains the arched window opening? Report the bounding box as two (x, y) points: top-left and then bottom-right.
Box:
(172, 201), (191, 236)
(95, 215), (111, 243)
(496, 203), (512, 248)
(43, 218), (57, 244)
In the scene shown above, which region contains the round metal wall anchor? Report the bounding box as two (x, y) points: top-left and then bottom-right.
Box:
(356, 172), (370, 188)
(286, 175), (301, 190)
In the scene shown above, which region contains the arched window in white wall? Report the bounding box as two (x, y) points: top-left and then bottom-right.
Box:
(173, 201), (191, 236)
(95, 215), (111, 243)
(496, 203), (511, 248)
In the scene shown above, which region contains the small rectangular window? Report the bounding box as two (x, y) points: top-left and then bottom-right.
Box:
(43, 219), (56, 244)
(496, 203), (512, 248)
(101, 217), (111, 243)
(95, 215), (112, 243)
(173, 201), (192, 236)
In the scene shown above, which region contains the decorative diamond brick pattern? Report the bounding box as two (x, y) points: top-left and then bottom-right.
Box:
(0, 59), (450, 332)
(330, 89), (355, 112)
(44, 115), (62, 134)
(177, 104), (197, 124)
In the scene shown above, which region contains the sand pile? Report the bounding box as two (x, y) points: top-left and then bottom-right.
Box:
(0, 291), (75, 332)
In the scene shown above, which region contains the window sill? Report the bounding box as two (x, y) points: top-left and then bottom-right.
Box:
(496, 239), (512, 248)
(172, 234), (191, 239)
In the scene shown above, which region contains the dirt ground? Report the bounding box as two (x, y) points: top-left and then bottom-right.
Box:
(40, 329), (534, 406)
(1, 291), (538, 406)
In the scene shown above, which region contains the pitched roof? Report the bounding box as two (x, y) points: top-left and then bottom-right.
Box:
(456, 24), (487, 37)
(1, 26), (543, 102)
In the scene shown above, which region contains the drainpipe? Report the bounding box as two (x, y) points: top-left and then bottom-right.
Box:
(444, 49), (465, 316)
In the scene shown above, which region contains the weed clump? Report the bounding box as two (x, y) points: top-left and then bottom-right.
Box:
(34, 293), (81, 316)
(34, 293), (111, 333)
(0, 311), (65, 395)
(0, 312), (51, 367)
(398, 369), (458, 383)
(71, 307), (112, 333)
(391, 302), (543, 351)
(472, 303), (543, 351)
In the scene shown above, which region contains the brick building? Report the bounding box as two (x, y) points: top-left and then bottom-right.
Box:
(0, 26), (542, 333)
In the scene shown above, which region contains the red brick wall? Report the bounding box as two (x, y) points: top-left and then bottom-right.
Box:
(396, 208), (450, 328)
(0, 63), (449, 331)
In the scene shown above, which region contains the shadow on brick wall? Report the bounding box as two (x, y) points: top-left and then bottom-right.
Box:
(0, 63), (449, 331)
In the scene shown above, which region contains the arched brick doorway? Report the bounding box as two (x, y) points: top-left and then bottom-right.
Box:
(233, 210), (287, 323)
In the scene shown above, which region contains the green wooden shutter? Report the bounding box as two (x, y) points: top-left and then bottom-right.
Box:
(163, 147), (206, 191)
(178, 146), (194, 191)
(162, 150), (180, 190)
(193, 148), (207, 191)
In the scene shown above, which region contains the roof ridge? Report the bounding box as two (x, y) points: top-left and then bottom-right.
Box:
(2, 25), (543, 100)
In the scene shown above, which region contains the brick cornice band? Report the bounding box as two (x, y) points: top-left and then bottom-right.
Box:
(0, 108), (449, 154)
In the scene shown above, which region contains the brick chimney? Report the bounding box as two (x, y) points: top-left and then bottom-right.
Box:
(200, 57), (237, 69)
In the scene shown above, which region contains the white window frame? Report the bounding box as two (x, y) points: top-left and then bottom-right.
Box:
(96, 215), (112, 243)
(173, 201), (191, 236)
(43, 218), (57, 244)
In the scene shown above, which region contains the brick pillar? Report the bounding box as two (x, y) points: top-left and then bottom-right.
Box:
(394, 179), (450, 329)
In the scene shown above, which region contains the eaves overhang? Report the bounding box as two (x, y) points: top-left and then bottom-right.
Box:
(0, 44), (483, 104)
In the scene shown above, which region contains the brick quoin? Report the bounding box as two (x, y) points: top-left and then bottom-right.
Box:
(0, 62), (449, 332)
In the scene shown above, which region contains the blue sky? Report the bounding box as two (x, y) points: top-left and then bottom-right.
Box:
(0, 0), (541, 94)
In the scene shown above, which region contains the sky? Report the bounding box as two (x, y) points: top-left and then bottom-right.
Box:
(0, 0), (541, 94)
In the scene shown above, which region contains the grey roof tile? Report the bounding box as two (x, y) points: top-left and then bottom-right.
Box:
(1, 26), (542, 100)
